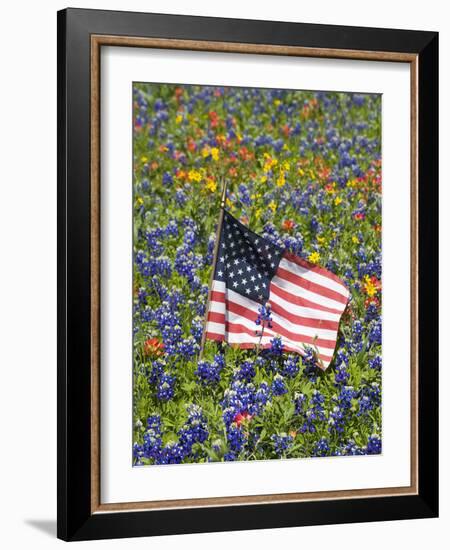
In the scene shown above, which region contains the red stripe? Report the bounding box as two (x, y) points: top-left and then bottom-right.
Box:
(207, 311), (226, 324)
(284, 251), (348, 289)
(270, 281), (344, 315)
(210, 290), (226, 303)
(277, 265), (348, 305)
(205, 331), (225, 342)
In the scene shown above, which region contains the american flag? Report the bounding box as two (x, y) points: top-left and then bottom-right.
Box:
(204, 211), (350, 370)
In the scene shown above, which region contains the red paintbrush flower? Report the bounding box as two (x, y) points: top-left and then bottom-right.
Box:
(143, 338), (164, 357)
(233, 411), (253, 427)
(282, 219), (295, 231)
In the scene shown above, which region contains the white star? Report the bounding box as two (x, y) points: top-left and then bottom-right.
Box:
(257, 247), (262, 253)
(262, 282), (267, 288)
(255, 239), (259, 244)
(250, 275), (256, 282)
(237, 269), (243, 275)
(245, 288), (251, 294)
(265, 245), (270, 250)
(226, 262), (231, 269)
(267, 253), (272, 259)
(230, 242), (235, 248)
(255, 284), (260, 291)
(242, 278), (247, 285)
(271, 262), (275, 268)
(218, 270), (223, 277)
(234, 258), (240, 265)
(258, 273), (262, 279)
(233, 281), (238, 288)
(219, 256), (225, 262)
(246, 266), (251, 272)
(229, 271), (234, 278)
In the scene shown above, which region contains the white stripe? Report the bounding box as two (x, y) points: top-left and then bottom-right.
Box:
(281, 257), (349, 298)
(272, 275), (346, 311)
(205, 321), (226, 335)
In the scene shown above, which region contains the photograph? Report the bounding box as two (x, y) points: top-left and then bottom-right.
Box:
(132, 83), (383, 466)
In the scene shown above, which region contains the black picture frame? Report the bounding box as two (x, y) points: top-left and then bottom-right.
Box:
(57, 7), (438, 541)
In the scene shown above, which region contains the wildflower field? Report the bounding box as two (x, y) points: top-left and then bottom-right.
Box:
(132, 83), (382, 466)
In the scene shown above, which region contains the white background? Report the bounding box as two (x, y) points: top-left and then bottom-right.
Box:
(0, 0), (447, 548)
(102, 47), (411, 503)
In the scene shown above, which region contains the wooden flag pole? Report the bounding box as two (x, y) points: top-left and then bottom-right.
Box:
(198, 178), (228, 360)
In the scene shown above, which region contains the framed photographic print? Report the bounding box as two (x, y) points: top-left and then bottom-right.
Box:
(57, 8), (438, 541)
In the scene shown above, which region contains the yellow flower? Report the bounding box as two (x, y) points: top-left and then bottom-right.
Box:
(175, 114), (183, 124)
(298, 168), (305, 176)
(282, 161), (291, 171)
(273, 99), (281, 106)
(254, 208), (262, 219)
(276, 171), (286, 187)
(260, 175), (268, 184)
(363, 275), (378, 297)
(210, 147), (219, 161)
(205, 179), (217, 193)
(135, 197), (144, 206)
(263, 153), (278, 172)
(352, 236), (360, 244)
(226, 198), (233, 209)
(141, 156), (148, 163)
(334, 196), (343, 206)
(188, 169), (202, 183)
(201, 146), (210, 158)
(308, 251), (320, 264)
(268, 201), (277, 212)
(316, 235), (325, 245)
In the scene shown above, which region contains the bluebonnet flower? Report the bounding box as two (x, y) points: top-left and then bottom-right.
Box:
(178, 404), (209, 453)
(369, 355), (382, 370)
(269, 336), (283, 356)
(271, 374), (288, 396)
(233, 360), (256, 383)
(368, 319), (382, 347)
(334, 362), (350, 385)
(156, 373), (176, 401)
(227, 425), (246, 453)
(282, 355), (299, 378)
(272, 434), (294, 457)
(195, 355), (224, 386)
(366, 434), (382, 454)
(255, 303), (273, 328)
(314, 437), (330, 457)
